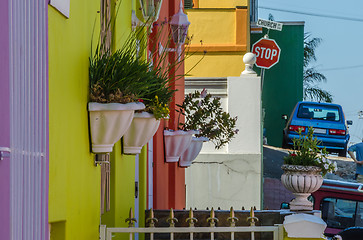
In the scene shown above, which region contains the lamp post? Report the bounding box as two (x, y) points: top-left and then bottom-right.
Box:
(139, 0), (163, 23)
(170, 0), (190, 57)
(158, 0), (190, 59)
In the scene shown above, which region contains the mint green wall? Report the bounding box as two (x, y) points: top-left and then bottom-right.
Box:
(251, 23), (304, 147)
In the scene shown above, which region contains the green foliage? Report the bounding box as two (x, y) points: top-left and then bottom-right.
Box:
(176, 90), (238, 149)
(284, 127), (337, 176)
(145, 95), (170, 120)
(303, 33), (333, 103)
(89, 23), (175, 118)
(89, 46), (153, 103)
(89, 18), (205, 119)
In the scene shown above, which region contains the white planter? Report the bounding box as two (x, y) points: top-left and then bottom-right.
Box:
(163, 130), (198, 163)
(88, 102), (145, 153)
(281, 164), (323, 211)
(179, 137), (209, 167)
(123, 112), (161, 154)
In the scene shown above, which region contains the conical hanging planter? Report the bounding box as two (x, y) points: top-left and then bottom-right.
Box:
(123, 112), (161, 154)
(163, 130), (198, 163)
(88, 102), (145, 153)
(179, 136), (209, 167)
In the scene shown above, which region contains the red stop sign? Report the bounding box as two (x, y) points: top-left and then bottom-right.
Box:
(252, 38), (281, 69)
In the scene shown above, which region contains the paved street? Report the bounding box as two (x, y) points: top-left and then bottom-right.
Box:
(263, 146), (291, 209)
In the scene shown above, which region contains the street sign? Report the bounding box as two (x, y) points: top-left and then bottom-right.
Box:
(256, 19), (283, 31)
(251, 38), (281, 69)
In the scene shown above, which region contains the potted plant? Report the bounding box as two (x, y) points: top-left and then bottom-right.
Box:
(179, 136), (209, 167)
(124, 22), (206, 155)
(123, 94), (171, 154)
(164, 129), (199, 163)
(176, 89), (239, 166)
(282, 127), (337, 211)
(88, 38), (152, 153)
(122, 25), (176, 154)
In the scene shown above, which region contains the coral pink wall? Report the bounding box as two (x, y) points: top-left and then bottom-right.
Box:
(153, 0), (186, 210)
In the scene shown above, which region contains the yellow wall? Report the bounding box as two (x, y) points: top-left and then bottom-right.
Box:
(188, 9), (236, 45)
(48, 1), (102, 239)
(185, 53), (244, 77)
(185, 6), (250, 77)
(198, 0), (248, 8)
(48, 0), (145, 239)
(285, 238), (326, 240)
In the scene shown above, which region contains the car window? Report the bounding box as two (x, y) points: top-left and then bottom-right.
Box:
(321, 198), (362, 229)
(297, 104), (340, 121)
(357, 202), (363, 227)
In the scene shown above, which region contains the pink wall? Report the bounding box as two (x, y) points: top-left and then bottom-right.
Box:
(0, 0), (10, 238)
(153, 0), (186, 210)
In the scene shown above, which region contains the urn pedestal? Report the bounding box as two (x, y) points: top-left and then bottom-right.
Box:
(281, 164), (323, 211)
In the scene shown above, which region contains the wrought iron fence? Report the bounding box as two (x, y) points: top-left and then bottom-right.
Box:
(99, 208), (284, 240)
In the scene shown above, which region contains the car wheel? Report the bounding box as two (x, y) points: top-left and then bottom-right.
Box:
(338, 227), (363, 240)
(282, 138), (289, 149)
(338, 147), (347, 157)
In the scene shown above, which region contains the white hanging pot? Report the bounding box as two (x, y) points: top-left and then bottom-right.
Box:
(88, 102), (145, 153)
(179, 136), (209, 167)
(281, 164), (323, 211)
(163, 130), (198, 163)
(123, 112), (161, 154)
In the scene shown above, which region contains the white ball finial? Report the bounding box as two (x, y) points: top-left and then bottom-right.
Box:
(243, 52), (256, 65)
(241, 52), (256, 75)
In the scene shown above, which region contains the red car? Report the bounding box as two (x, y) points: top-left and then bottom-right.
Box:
(312, 179), (363, 236)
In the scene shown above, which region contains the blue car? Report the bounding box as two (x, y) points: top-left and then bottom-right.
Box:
(282, 101), (352, 157)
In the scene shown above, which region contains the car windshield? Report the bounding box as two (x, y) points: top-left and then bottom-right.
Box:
(297, 104), (340, 121)
(322, 198), (363, 229)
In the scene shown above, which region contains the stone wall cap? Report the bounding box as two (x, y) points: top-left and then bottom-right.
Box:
(283, 213), (327, 238)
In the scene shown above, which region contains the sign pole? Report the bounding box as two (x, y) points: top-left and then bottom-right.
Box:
(253, 18), (283, 92)
(261, 68), (265, 92)
(260, 34), (268, 92)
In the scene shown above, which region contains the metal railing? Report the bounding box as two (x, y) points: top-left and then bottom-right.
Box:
(100, 208), (284, 240)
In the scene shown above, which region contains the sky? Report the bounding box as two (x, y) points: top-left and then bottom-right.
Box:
(258, 0), (363, 145)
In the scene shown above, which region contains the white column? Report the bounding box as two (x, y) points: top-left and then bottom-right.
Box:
(227, 53), (261, 154)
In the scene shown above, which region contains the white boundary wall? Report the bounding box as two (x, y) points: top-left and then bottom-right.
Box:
(185, 74), (262, 210)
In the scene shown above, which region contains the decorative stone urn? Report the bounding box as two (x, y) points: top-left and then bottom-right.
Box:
(281, 164), (323, 211)
(123, 112), (161, 154)
(179, 136), (208, 167)
(88, 102), (145, 153)
(163, 130), (198, 163)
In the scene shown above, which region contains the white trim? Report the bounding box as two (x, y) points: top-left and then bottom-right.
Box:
(101, 225), (283, 240)
(147, 139), (153, 209)
(134, 155), (139, 240)
(49, 0), (70, 18)
(9, 0), (48, 238)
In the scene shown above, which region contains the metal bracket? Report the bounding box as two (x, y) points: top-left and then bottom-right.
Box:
(0, 147), (11, 161)
(94, 153), (110, 166)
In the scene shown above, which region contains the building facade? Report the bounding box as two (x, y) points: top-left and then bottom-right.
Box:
(0, 0), (190, 239)
(251, 22), (305, 148)
(183, 0), (263, 209)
